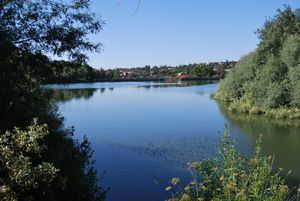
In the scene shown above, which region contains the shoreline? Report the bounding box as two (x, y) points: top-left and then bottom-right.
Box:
(43, 77), (221, 84)
(213, 96), (300, 120)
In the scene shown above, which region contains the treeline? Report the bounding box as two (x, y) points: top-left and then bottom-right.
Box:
(43, 60), (237, 83)
(45, 60), (95, 83)
(214, 6), (300, 119)
(104, 61), (237, 80)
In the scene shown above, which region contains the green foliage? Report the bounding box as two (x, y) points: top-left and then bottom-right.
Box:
(214, 6), (300, 118)
(0, 119), (58, 200)
(0, 83), (107, 200)
(0, 0), (103, 61)
(214, 53), (257, 102)
(215, 64), (225, 77)
(288, 64), (300, 107)
(256, 7), (300, 59)
(94, 68), (107, 80)
(44, 60), (96, 83)
(0, 0), (106, 200)
(280, 35), (300, 67)
(167, 131), (298, 201)
(192, 64), (214, 78)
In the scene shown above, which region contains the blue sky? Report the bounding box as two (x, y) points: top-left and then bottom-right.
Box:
(87, 0), (300, 69)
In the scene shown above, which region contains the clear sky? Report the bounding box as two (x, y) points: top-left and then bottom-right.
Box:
(87, 0), (300, 69)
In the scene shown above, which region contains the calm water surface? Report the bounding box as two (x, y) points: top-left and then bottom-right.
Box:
(46, 81), (300, 201)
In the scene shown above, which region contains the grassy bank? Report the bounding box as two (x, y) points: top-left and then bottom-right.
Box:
(212, 96), (300, 119)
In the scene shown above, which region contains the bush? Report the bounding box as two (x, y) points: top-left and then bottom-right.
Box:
(0, 119), (58, 200)
(166, 131), (299, 201)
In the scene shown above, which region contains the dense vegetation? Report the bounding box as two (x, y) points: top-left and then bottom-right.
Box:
(214, 7), (300, 119)
(0, 119), (58, 200)
(44, 60), (96, 83)
(0, 0), (106, 200)
(166, 131), (299, 201)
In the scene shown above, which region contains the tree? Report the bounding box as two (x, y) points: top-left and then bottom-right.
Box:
(215, 64), (225, 77)
(143, 65), (151, 77)
(0, 0), (104, 126)
(152, 66), (159, 74)
(0, 0), (107, 200)
(45, 60), (96, 83)
(0, 0), (103, 61)
(214, 6), (300, 118)
(94, 68), (107, 80)
(192, 64), (213, 78)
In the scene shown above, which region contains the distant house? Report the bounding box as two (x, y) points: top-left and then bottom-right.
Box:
(119, 71), (133, 78)
(176, 72), (189, 79)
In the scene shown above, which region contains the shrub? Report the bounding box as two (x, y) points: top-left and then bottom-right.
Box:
(166, 131), (299, 201)
(0, 119), (58, 200)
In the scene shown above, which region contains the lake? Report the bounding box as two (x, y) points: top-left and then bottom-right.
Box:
(46, 81), (300, 201)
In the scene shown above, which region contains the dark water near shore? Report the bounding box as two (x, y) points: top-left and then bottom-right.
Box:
(45, 81), (300, 201)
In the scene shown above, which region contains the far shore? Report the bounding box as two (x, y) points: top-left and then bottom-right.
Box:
(44, 77), (221, 84)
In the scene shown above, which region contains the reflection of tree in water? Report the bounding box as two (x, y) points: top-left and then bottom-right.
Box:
(100, 88), (106, 94)
(136, 81), (217, 97)
(136, 80), (217, 89)
(216, 101), (300, 185)
(51, 88), (97, 102)
(51, 87), (115, 102)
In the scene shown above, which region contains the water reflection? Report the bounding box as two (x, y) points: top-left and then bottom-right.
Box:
(217, 101), (300, 184)
(136, 80), (217, 89)
(43, 81), (214, 90)
(49, 81), (216, 103)
(51, 88), (97, 102)
(100, 88), (106, 94)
